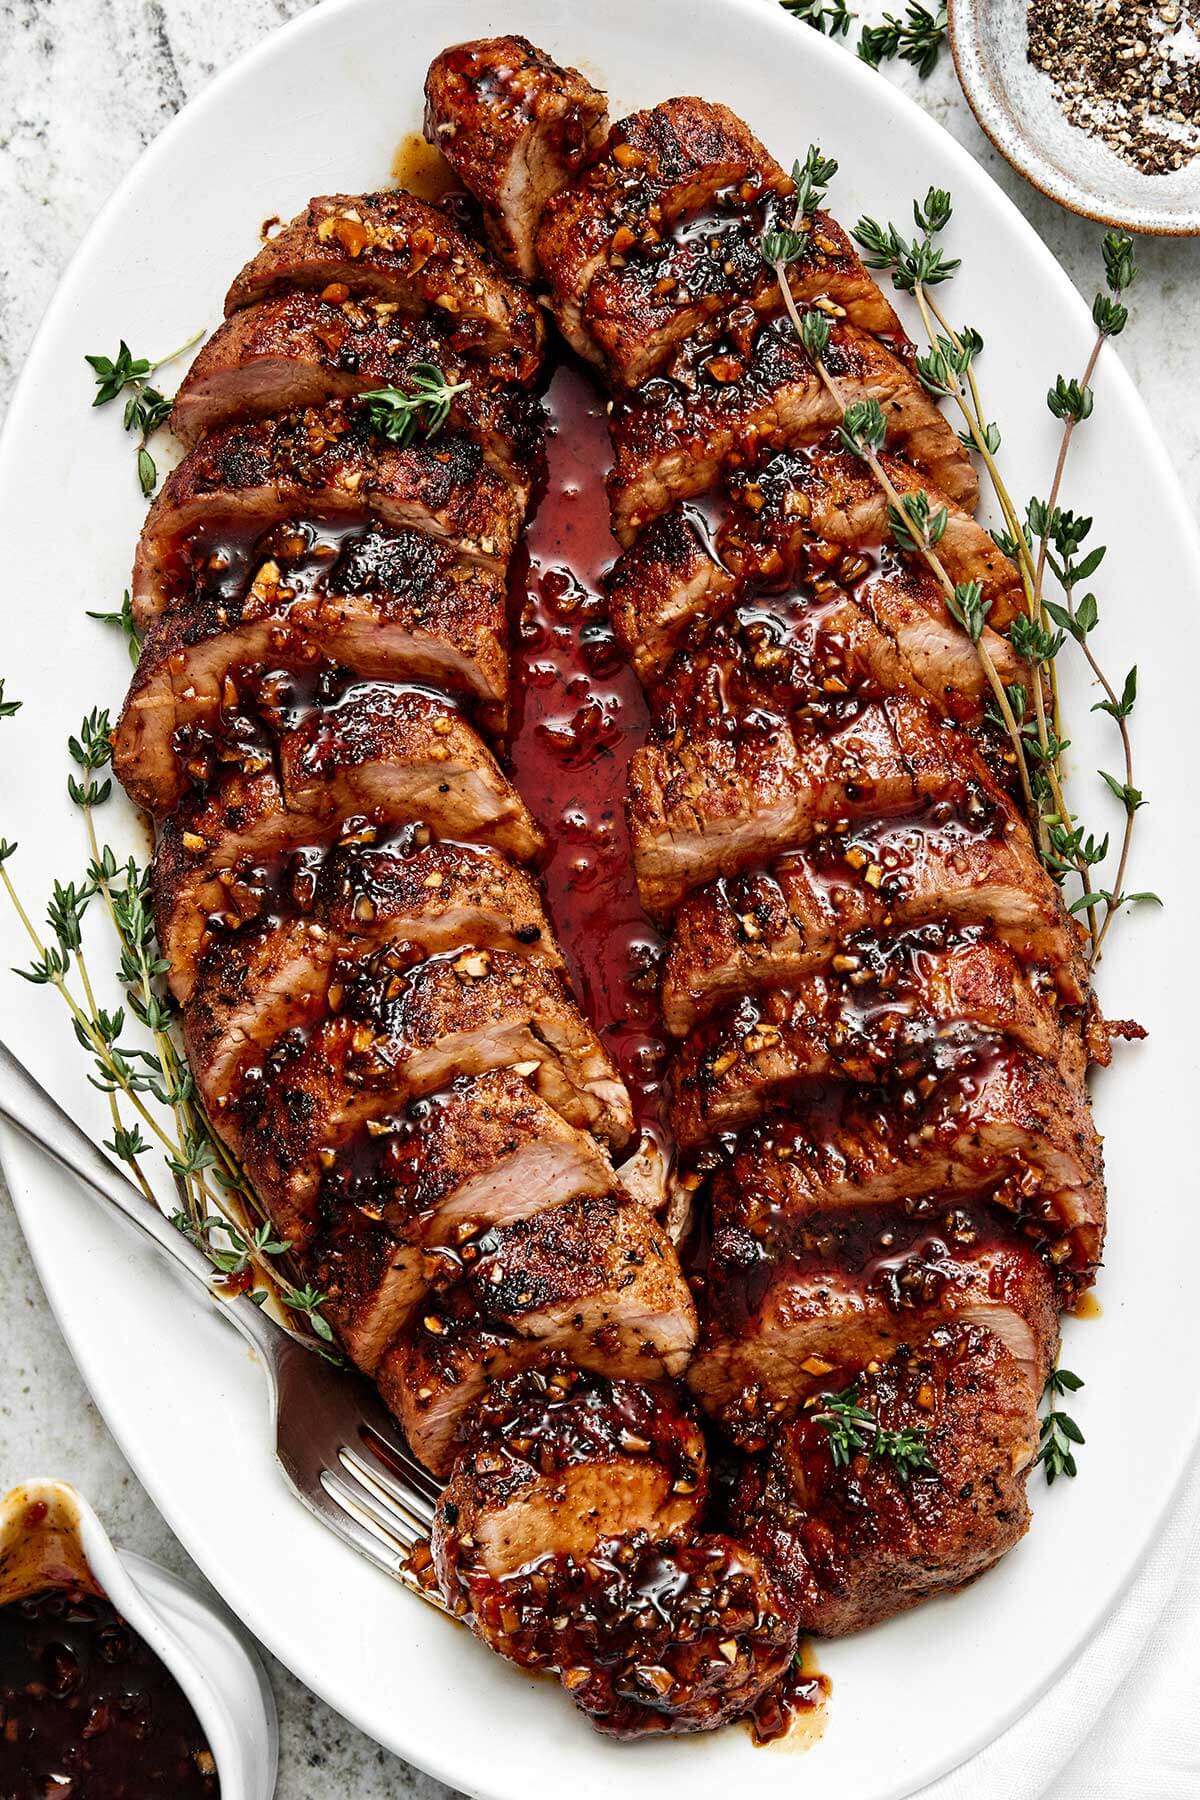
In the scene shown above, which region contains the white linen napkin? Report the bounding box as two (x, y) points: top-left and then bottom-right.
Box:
(923, 1451), (1200, 1799)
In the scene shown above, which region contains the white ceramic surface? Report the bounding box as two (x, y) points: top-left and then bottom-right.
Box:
(0, 1), (1197, 1796)
(0, 1481), (277, 1799)
(949, 0), (1200, 234)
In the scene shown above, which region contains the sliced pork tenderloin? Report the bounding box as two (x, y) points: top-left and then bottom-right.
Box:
(272, 682), (543, 863)
(734, 1323), (1038, 1634)
(170, 294), (543, 479)
(114, 526), (513, 814)
(211, 948), (631, 1247)
(181, 842), (561, 1090)
(607, 315), (977, 544)
(377, 1191), (698, 1472)
(627, 695), (997, 921)
(686, 1230), (1058, 1446)
(709, 1060), (1106, 1297)
(667, 927), (1074, 1148)
(424, 36), (610, 277)
(661, 807), (1086, 1034)
(224, 190), (544, 376)
(133, 402), (523, 621)
(311, 1071), (617, 1371)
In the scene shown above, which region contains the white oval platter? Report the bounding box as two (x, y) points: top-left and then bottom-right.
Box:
(1, 1), (1197, 1795)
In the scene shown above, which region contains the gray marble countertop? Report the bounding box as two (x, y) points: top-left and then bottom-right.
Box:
(0, 3), (1196, 1795)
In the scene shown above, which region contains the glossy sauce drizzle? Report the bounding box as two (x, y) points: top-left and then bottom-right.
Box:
(506, 364), (667, 1144)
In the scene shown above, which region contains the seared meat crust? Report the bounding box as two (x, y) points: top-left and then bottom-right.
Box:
(667, 928), (1073, 1147)
(274, 683), (543, 862)
(171, 293), (543, 482)
(379, 1192), (698, 1472)
(114, 528), (512, 814)
(607, 443), (1021, 686)
(425, 37), (610, 277)
(133, 402), (523, 621)
(661, 805), (1086, 1034)
(607, 317), (977, 544)
(212, 950), (632, 1247)
(225, 190), (544, 376)
(710, 1056), (1106, 1293)
(627, 696), (992, 920)
(735, 1324), (1037, 1634)
(181, 841), (561, 1088)
(313, 1071), (617, 1371)
(536, 97), (780, 363)
(434, 1367), (706, 1586)
(687, 1236), (1058, 1443)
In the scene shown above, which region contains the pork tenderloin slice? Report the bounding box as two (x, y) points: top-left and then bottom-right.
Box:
(667, 928), (1071, 1149)
(535, 96), (781, 363)
(433, 1366), (706, 1589)
(171, 293), (543, 479)
(431, 1368), (790, 1738)
(311, 1071), (617, 1372)
(648, 581), (1029, 745)
(607, 316), (977, 545)
(273, 683), (543, 864)
(687, 1236), (1059, 1445)
(627, 694), (989, 921)
(181, 842), (561, 1091)
(215, 950), (632, 1247)
(734, 1323), (1036, 1635)
(661, 800), (1085, 1034)
(606, 503), (735, 685)
(224, 190), (544, 377)
(132, 402), (522, 622)
(607, 445), (1020, 686)
(377, 1192), (698, 1473)
(586, 197), (904, 392)
(114, 529), (511, 815)
(712, 1051), (1106, 1294)
(424, 36), (610, 278)
(727, 443), (1024, 629)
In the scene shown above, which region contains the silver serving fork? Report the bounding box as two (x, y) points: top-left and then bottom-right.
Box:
(0, 1037), (447, 1612)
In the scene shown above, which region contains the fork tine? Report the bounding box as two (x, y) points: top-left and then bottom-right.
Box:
(340, 1443), (436, 1533)
(356, 1416), (444, 1508)
(320, 1468), (451, 1618)
(295, 1476), (439, 1608)
(321, 1466), (422, 1552)
(327, 1460), (434, 1562)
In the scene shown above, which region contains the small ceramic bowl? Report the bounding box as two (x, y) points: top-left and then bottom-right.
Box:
(0, 1480), (278, 1799)
(949, 0), (1200, 234)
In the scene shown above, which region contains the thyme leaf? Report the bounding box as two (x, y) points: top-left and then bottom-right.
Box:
(1036, 1366), (1085, 1484)
(358, 364), (470, 446)
(811, 1382), (933, 1479)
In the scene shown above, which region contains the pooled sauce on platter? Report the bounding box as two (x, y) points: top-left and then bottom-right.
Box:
(506, 363), (668, 1145)
(0, 1580), (219, 1796)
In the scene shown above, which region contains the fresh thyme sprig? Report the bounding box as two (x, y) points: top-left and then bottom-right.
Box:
(86, 590), (142, 668)
(357, 364), (470, 446)
(762, 148), (839, 266)
(1036, 1366), (1085, 1483)
(841, 187), (1148, 958)
(764, 170), (1037, 817)
(778, 0), (948, 76)
(811, 1382), (933, 1479)
(779, 0), (856, 36)
(0, 686), (343, 1361)
(85, 331), (204, 498)
(859, 2), (948, 77)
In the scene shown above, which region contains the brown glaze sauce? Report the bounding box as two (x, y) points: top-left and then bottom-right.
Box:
(390, 132), (459, 202)
(0, 1587), (219, 1796)
(506, 363), (667, 1145)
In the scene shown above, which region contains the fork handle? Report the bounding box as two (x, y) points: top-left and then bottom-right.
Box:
(0, 1036), (277, 1358)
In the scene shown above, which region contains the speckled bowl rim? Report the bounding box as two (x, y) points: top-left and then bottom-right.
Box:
(948, 0), (1200, 236)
